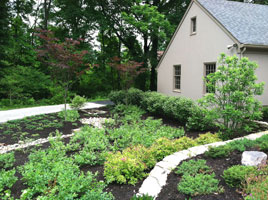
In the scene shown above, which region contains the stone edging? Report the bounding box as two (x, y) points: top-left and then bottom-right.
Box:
(0, 129), (80, 154)
(137, 130), (268, 199)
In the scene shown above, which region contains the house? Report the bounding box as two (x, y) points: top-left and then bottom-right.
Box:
(157, 0), (268, 105)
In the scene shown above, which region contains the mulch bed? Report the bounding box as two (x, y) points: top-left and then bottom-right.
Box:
(157, 147), (268, 200)
(1, 106), (267, 199)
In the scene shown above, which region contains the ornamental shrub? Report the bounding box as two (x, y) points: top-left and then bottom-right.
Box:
(0, 152), (15, 169)
(194, 132), (221, 145)
(177, 173), (221, 196)
(205, 145), (232, 158)
(262, 106), (268, 119)
(70, 95), (86, 110)
(108, 90), (126, 105)
(176, 159), (212, 176)
(199, 54), (264, 134)
(58, 109), (80, 122)
(223, 165), (256, 188)
(0, 169), (18, 193)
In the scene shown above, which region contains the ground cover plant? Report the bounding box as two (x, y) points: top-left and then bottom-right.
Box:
(157, 134), (268, 200)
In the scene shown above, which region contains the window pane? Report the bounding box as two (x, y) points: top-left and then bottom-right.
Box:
(205, 63), (216, 93)
(174, 65), (181, 90)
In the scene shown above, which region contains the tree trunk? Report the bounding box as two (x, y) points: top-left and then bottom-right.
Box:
(64, 86), (68, 121)
(150, 36), (158, 91)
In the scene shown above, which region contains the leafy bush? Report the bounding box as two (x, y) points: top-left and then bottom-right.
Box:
(58, 109), (80, 122)
(0, 169), (18, 193)
(255, 134), (268, 151)
(19, 138), (113, 199)
(199, 54), (264, 134)
(205, 145), (233, 158)
(177, 173), (222, 196)
(108, 90), (127, 105)
(141, 91), (166, 115)
(176, 159), (212, 176)
(262, 106), (268, 119)
(70, 95), (86, 110)
(104, 145), (152, 185)
(194, 132), (221, 145)
(0, 152), (15, 169)
(242, 164), (268, 200)
(126, 88), (144, 105)
(69, 126), (111, 166)
(223, 165), (256, 188)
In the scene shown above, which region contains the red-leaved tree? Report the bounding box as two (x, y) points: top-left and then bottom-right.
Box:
(36, 29), (91, 119)
(109, 56), (146, 104)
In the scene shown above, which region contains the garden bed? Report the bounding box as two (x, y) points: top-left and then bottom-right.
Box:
(0, 104), (267, 200)
(157, 136), (268, 200)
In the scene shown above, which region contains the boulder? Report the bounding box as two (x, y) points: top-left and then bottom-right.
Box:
(241, 151), (267, 167)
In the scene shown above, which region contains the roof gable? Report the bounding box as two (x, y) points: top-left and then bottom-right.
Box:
(197, 0), (268, 46)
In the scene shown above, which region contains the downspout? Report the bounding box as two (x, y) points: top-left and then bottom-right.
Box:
(239, 44), (246, 59)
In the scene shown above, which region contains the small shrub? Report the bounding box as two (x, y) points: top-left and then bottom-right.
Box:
(58, 109), (80, 122)
(242, 164), (268, 200)
(126, 88), (143, 105)
(104, 145), (150, 185)
(108, 90), (126, 105)
(70, 95), (86, 110)
(0, 169), (18, 193)
(176, 159), (212, 176)
(223, 165), (256, 188)
(0, 152), (15, 169)
(194, 132), (221, 145)
(255, 134), (268, 151)
(141, 92), (165, 115)
(205, 145), (232, 158)
(177, 173), (221, 196)
(262, 106), (268, 119)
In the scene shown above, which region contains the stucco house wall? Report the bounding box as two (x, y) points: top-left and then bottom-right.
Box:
(157, 0), (268, 105)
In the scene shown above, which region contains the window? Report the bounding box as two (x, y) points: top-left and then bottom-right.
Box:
(174, 65), (181, 91)
(191, 17), (197, 34)
(205, 63), (216, 93)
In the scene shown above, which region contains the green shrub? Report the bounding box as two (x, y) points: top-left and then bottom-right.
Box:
(255, 134), (268, 151)
(0, 152), (15, 169)
(223, 165), (256, 188)
(0, 169), (18, 193)
(262, 106), (268, 119)
(205, 145), (232, 158)
(108, 90), (126, 105)
(141, 92), (166, 115)
(199, 54), (264, 134)
(176, 159), (212, 176)
(58, 109), (80, 122)
(126, 88), (144, 105)
(242, 164), (268, 200)
(104, 145), (151, 185)
(177, 173), (221, 196)
(70, 95), (86, 110)
(194, 132), (221, 145)
(20, 139), (113, 199)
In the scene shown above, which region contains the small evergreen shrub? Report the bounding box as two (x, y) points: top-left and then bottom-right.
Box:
(177, 173), (222, 196)
(223, 165), (256, 188)
(205, 145), (232, 158)
(108, 90), (126, 104)
(70, 95), (86, 110)
(176, 159), (212, 176)
(194, 132), (221, 145)
(131, 194), (154, 200)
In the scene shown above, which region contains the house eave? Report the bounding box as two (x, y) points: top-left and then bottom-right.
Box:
(242, 44), (268, 49)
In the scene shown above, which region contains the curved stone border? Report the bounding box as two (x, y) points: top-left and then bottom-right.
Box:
(137, 130), (268, 199)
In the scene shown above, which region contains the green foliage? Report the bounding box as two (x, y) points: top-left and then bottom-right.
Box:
(176, 159), (212, 176)
(194, 132), (221, 145)
(69, 126), (111, 166)
(262, 106), (268, 119)
(131, 194), (154, 200)
(108, 90), (126, 105)
(205, 145), (232, 158)
(242, 164), (268, 200)
(109, 88), (143, 106)
(58, 109), (80, 122)
(70, 95), (87, 110)
(177, 173), (221, 196)
(223, 165), (256, 188)
(0, 152), (15, 169)
(104, 145), (151, 185)
(19, 138), (113, 200)
(0, 169), (18, 193)
(199, 54), (264, 135)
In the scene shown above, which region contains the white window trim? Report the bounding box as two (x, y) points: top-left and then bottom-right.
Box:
(173, 65), (181, 93)
(203, 62), (216, 94)
(190, 16), (197, 35)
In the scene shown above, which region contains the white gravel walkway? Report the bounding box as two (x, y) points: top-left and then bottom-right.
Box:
(0, 100), (113, 123)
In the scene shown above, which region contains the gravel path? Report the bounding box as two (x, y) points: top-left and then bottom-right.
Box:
(0, 100), (113, 123)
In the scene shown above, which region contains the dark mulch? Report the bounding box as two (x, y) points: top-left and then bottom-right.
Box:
(157, 148), (265, 200)
(0, 107), (110, 145)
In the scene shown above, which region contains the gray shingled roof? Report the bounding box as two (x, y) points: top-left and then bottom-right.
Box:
(197, 0), (268, 46)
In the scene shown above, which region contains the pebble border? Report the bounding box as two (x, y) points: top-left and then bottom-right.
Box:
(137, 130), (268, 199)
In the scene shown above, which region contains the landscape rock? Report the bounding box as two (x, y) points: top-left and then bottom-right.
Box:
(241, 151), (267, 166)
